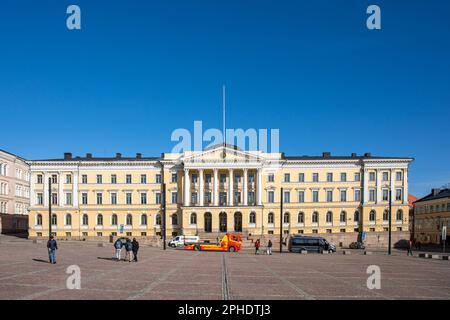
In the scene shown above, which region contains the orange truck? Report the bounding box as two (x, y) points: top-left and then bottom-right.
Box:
(184, 233), (242, 252)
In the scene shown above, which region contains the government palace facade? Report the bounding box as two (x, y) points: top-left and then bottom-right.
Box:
(26, 145), (413, 243)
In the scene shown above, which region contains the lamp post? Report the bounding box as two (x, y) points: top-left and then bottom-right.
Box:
(388, 186), (392, 255)
(279, 187), (283, 253)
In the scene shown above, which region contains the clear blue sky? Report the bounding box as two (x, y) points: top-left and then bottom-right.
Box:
(0, 0), (449, 197)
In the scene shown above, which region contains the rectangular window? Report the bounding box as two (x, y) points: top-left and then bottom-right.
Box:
(51, 193), (58, 205)
(234, 173), (241, 183)
(37, 174), (43, 184)
(141, 193), (147, 204)
(354, 189), (361, 201)
(268, 191), (274, 203)
(172, 173), (178, 183)
(396, 189), (402, 201)
(82, 193), (88, 205)
(268, 174), (274, 182)
(382, 172), (389, 181)
(191, 174), (198, 184)
(298, 191), (305, 203)
(126, 174), (132, 184)
(354, 173), (360, 182)
(66, 175), (72, 184)
(220, 174), (226, 183)
(51, 175), (57, 184)
(205, 192), (211, 204)
(96, 175), (102, 184)
(111, 193), (117, 205)
(340, 190), (347, 202)
(312, 190), (319, 202)
(140, 174), (147, 184)
(327, 173), (333, 182)
(205, 174), (212, 184)
(369, 189), (376, 202)
(111, 174), (117, 184)
(248, 174), (255, 183)
(341, 173), (347, 182)
(369, 172), (375, 181)
(383, 189), (389, 201)
(155, 192), (161, 204)
(396, 172), (402, 181)
(327, 190), (333, 202)
(96, 193), (103, 205)
(284, 173), (290, 182)
(298, 173), (304, 182)
(172, 192), (178, 204)
(191, 192), (198, 204)
(66, 193), (72, 205)
(234, 191), (241, 203)
(37, 193), (43, 205)
(220, 192), (227, 205)
(82, 175), (87, 184)
(284, 191), (290, 203)
(126, 193), (132, 204)
(312, 173), (319, 182)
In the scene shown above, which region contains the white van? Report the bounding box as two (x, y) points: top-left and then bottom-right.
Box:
(169, 235), (200, 248)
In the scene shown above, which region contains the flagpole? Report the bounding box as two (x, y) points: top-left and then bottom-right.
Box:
(223, 85), (226, 147)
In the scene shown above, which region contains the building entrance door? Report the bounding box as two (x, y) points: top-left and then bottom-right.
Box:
(234, 212), (242, 232)
(204, 212), (212, 233)
(219, 212), (227, 232)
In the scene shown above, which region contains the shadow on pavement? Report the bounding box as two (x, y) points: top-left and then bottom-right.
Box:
(32, 258), (50, 263)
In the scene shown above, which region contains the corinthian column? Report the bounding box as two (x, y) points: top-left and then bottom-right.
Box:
(257, 168), (262, 205)
(243, 168), (248, 206)
(199, 169), (204, 206)
(214, 169), (219, 206)
(228, 169), (234, 206)
(184, 169), (190, 206)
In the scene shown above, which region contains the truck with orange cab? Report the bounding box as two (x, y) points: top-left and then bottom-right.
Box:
(184, 233), (242, 252)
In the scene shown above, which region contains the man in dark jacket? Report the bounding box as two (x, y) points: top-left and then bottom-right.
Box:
(132, 238), (140, 262)
(125, 238), (133, 262)
(114, 238), (124, 261)
(47, 235), (58, 264)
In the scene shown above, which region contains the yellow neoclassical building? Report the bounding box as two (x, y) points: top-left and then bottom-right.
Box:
(28, 145), (413, 244)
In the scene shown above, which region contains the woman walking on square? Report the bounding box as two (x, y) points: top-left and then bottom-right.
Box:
(255, 239), (260, 255)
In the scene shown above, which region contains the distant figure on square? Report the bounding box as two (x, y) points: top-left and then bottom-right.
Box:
(47, 235), (58, 264)
(254, 239), (260, 255)
(407, 239), (413, 256)
(125, 238), (133, 262)
(267, 239), (273, 255)
(132, 238), (140, 262)
(114, 237), (124, 261)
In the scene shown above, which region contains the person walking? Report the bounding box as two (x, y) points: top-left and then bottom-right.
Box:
(47, 235), (58, 264)
(114, 238), (124, 261)
(407, 239), (413, 256)
(267, 239), (273, 255)
(132, 238), (140, 262)
(255, 239), (260, 255)
(125, 238), (133, 262)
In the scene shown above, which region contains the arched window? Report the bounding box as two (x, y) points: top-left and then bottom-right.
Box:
(298, 212), (304, 224)
(340, 211), (347, 223)
(383, 210), (389, 221)
(65, 214), (72, 226)
(156, 214), (161, 226)
(111, 214), (117, 226)
(268, 212), (274, 224)
(172, 214), (178, 226)
(37, 214), (42, 226)
(51, 214), (57, 225)
(97, 214), (103, 226)
(396, 209), (403, 221)
(354, 211), (360, 222)
(283, 212), (290, 224)
(126, 214), (132, 225)
(190, 212), (197, 225)
(312, 211), (319, 223)
(82, 214), (88, 226)
(249, 212), (256, 224)
(369, 210), (376, 221)
(141, 214), (147, 225)
(326, 211), (333, 223)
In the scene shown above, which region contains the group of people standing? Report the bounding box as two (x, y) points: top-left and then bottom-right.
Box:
(114, 237), (140, 262)
(254, 238), (273, 255)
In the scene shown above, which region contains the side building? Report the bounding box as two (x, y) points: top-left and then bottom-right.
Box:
(27, 145), (413, 247)
(414, 188), (450, 244)
(0, 150), (30, 234)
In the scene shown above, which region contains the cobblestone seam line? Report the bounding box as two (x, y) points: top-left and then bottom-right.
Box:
(222, 255), (231, 300)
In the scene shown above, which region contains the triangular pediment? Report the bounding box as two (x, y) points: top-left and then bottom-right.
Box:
(183, 145), (263, 163)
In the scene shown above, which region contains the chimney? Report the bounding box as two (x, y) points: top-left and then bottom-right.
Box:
(116, 153), (122, 159)
(364, 152), (371, 157)
(86, 153), (92, 159)
(136, 153), (142, 159)
(64, 152), (72, 160)
(322, 152), (331, 158)
(351, 153), (357, 157)
(432, 188), (441, 196)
